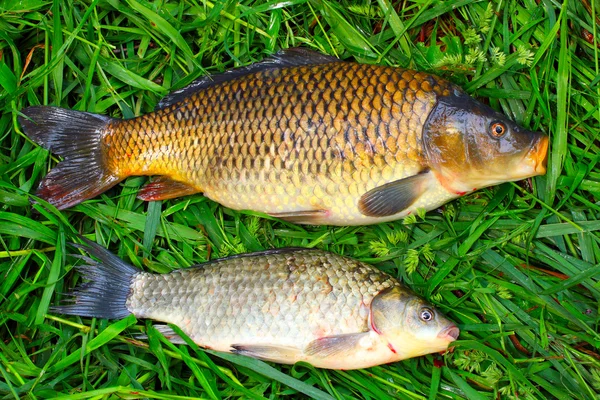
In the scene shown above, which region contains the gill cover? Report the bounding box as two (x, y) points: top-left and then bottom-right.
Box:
(370, 287), (440, 336)
(370, 287), (414, 334)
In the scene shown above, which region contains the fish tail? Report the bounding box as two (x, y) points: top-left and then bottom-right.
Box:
(19, 106), (122, 210)
(51, 238), (138, 319)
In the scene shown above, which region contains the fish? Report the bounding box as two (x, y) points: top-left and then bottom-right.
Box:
(19, 48), (548, 225)
(53, 239), (459, 370)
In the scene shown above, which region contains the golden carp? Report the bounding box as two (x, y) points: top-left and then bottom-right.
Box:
(20, 48), (548, 225)
(54, 239), (459, 369)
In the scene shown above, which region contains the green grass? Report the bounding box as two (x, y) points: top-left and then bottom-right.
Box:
(1, 0), (600, 398)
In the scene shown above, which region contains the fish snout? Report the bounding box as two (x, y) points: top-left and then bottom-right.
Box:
(437, 324), (460, 342)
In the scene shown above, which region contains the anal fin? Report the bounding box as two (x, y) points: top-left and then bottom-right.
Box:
(138, 176), (200, 201)
(231, 344), (302, 364)
(304, 332), (369, 358)
(136, 325), (186, 344)
(358, 170), (431, 217)
(269, 210), (328, 224)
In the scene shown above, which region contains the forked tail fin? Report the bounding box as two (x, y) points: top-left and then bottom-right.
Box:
(19, 106), (122, 209)
(51, 238), (138, 319)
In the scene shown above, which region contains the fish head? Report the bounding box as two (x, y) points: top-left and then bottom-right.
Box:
(370, 287), (459, 358)
(422, 90), (548, 194)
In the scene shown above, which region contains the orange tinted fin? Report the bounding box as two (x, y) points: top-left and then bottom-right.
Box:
(231, 344), (302, 363)
(269, 209), (328, 224)
(19, 106), (122, 210)
(137, 177), (199, 201)
(304, 332), (369, 357)
(358, 171), (431, 218)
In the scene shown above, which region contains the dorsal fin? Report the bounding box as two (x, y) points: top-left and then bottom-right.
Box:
(156, 48), (341, 110)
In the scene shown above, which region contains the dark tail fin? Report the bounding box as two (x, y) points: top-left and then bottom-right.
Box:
(19, 106), (122, 209)
(51, 238), (138, 319)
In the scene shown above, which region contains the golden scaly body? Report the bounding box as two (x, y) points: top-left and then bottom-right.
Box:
(103, 62), (454, 225)
(21, 48), (547, 221)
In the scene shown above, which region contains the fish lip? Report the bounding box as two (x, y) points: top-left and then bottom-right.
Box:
(438, 325), (460, 341)
(524, 134), (549, 175)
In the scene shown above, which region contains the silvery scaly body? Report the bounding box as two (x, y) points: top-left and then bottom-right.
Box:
(20, 48), (547, 225)
(54, 240), (459, 369)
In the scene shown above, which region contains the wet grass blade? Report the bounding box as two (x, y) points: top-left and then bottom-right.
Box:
(127, 0), (198, 71)
(208, 351), (335, 400)
(546, 0), (571, 204)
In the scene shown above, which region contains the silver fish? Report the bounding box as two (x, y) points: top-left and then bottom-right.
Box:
(53, 240), (459, 370)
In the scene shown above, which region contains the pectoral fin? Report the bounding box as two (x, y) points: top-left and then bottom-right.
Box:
(138, 177), (200, 201)
(358, 171), (431, 217)
(269, 209), (328, 224)
(304, 332), (370, 358)
(231, 344), (302, 363)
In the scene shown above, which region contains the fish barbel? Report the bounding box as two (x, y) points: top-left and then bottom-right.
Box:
(53, 239), (459, 369)
(20, 48), (548, 225)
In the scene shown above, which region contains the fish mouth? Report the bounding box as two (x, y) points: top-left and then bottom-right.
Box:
(437, 325), (460, 342)
(525, 134), (549, 176)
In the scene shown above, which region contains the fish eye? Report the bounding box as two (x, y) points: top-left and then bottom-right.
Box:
(419, 307), (434, 322)
(490, 122), (507, 138)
